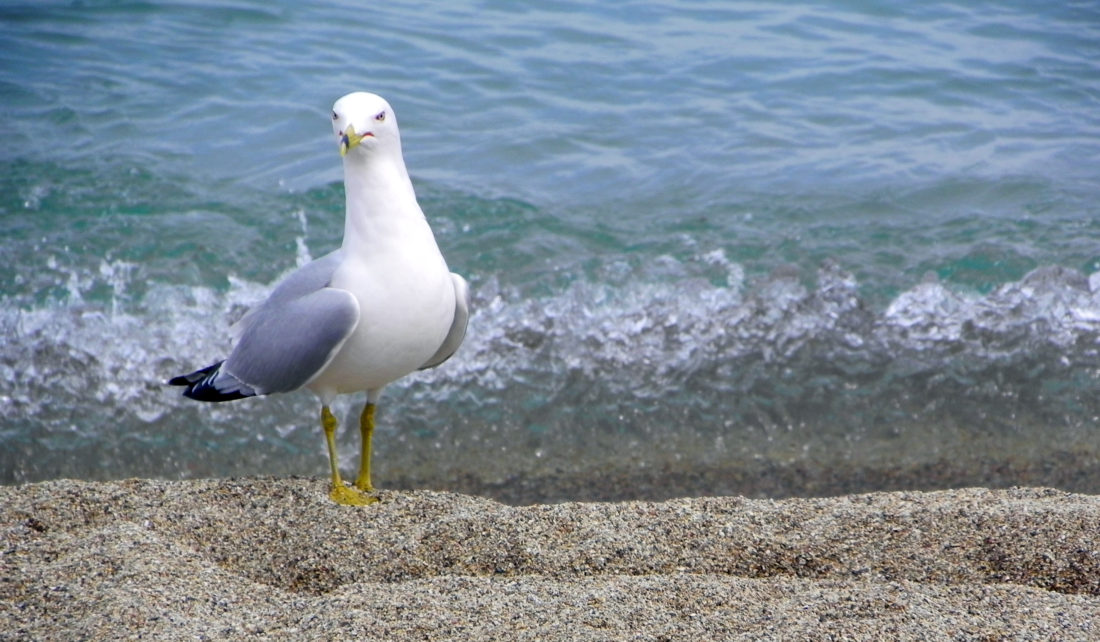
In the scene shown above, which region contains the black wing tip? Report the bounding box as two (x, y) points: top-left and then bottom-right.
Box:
(167, 362), (221, 387)
(182, 386), (251, 403)
(168, 361), (255, 403)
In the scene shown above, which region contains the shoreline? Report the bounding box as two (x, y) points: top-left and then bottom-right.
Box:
(3, 479), (1099, 639)
(397, 448), (1100, 505)
(6, 444), (1100, 506)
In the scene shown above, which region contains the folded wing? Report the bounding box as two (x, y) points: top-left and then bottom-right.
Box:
(420, 273), (470, 370)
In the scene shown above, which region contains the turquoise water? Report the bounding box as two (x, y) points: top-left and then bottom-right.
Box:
(2, 1), (1099, 502)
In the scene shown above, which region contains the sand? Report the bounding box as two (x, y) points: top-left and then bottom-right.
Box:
(3, 479), (1099, 640)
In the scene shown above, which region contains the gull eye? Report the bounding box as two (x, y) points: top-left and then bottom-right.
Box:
(332, 111), (338, 121)
(374, 110), (386, 122)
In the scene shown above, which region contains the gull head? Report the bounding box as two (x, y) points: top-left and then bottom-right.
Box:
(331, 92), (400, 158)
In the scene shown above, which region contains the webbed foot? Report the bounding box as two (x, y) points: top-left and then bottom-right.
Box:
(329, 484), (378, 506)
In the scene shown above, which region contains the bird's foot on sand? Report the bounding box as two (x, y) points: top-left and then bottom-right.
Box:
(329, 484), (378, 506)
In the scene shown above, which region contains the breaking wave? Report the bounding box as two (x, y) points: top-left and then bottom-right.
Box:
(4, 249), (1099, 500)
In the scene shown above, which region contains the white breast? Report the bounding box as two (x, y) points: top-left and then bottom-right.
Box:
(308, 221), (455, 397)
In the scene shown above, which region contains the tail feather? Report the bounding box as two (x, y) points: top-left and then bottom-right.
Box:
(168, 361), (255, 402)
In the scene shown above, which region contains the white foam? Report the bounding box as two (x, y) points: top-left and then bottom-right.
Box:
(4, 256), (1099, 483)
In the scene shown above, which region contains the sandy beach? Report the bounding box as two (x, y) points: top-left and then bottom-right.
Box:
(3, 479), (1099, 639)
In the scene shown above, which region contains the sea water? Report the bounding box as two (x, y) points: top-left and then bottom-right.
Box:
(2, 1), (1099, 502)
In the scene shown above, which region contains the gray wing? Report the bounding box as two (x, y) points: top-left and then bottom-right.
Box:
(224, 252), (359, 395)
(232, 250), (344, 340)
(420, 273), (470, 370)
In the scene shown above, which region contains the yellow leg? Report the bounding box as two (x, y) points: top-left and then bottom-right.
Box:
(322, 405), (376, 506)
(354, 402), (376, 492)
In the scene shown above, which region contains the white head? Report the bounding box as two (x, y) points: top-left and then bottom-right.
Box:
(331, 92), (401, 159)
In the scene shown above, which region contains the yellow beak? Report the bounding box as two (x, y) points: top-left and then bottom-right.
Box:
(339, 124), (371, 156)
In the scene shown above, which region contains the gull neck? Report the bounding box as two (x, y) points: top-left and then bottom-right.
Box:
(340, 151), (423, 251)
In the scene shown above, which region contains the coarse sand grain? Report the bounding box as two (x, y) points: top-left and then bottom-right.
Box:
(3, 479), (1099, 639)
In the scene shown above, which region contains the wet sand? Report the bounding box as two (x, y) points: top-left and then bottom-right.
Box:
(3, 479), (1099, 639)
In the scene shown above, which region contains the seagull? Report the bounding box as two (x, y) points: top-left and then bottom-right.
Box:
(169, 92), (469, 506)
